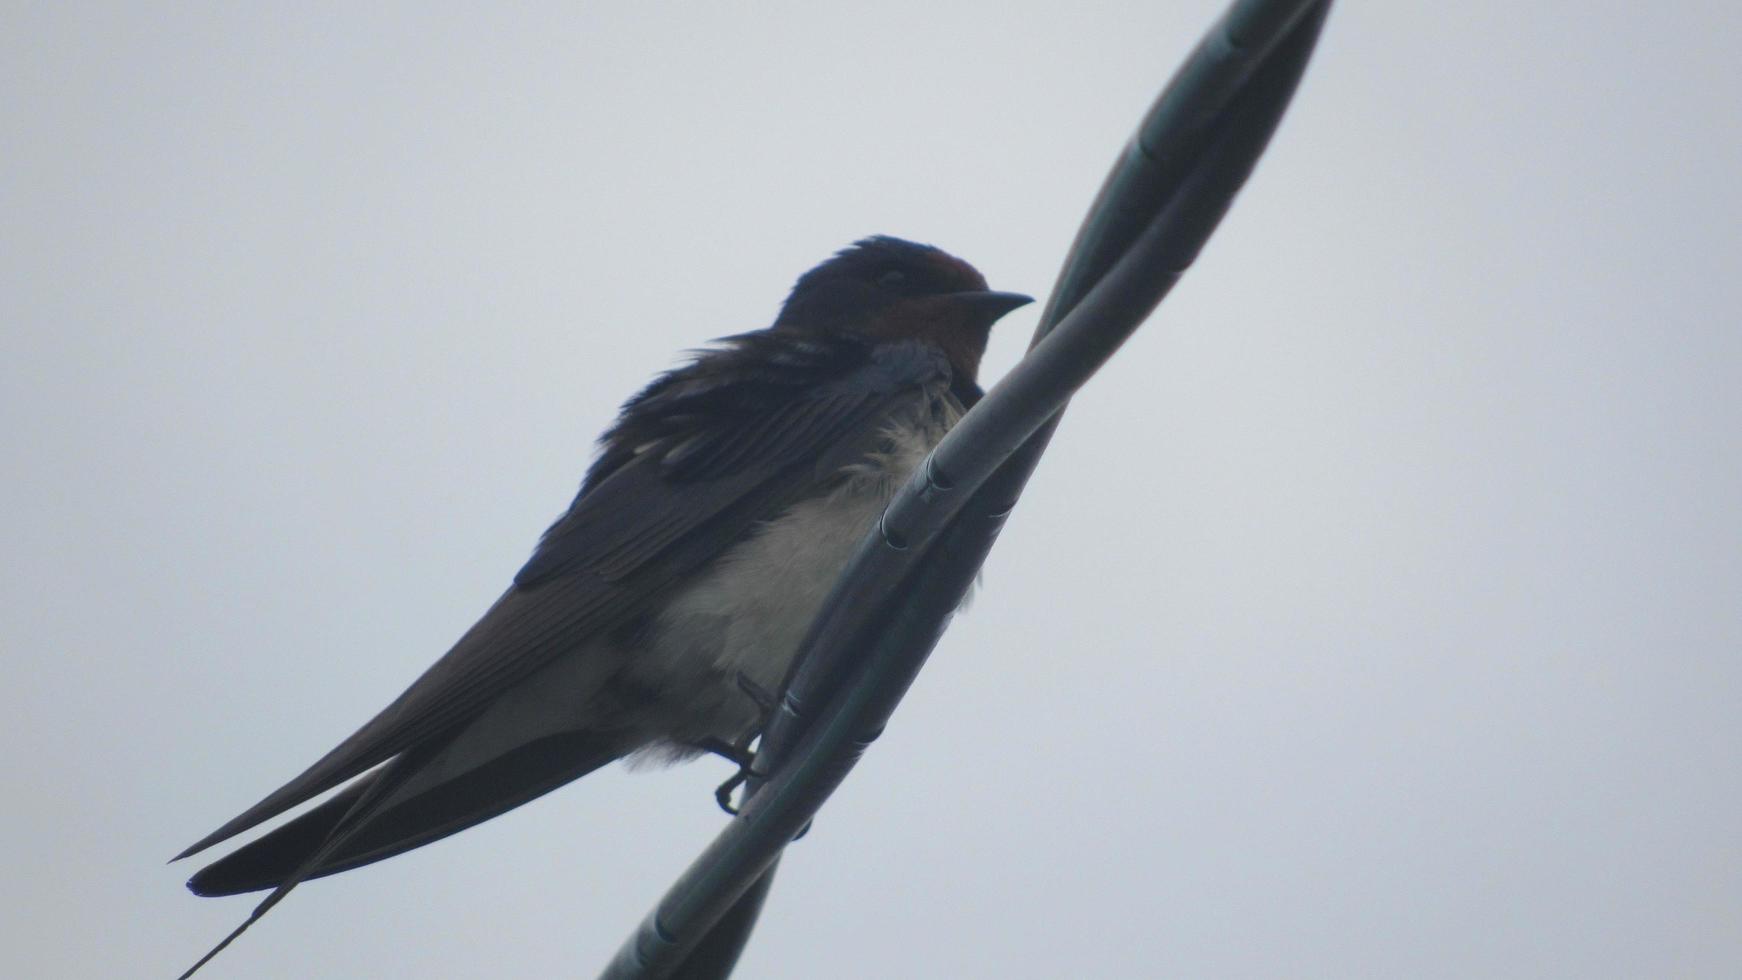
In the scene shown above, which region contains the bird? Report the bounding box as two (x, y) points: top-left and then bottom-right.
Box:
(172, 235), (1031, 976)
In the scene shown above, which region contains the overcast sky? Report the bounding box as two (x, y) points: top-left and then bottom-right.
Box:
(4, 3), (1740, 978)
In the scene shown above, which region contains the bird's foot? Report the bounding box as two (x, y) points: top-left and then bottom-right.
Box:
(693, 734), (811, 837)
(695, 674), (782, 816)
(715, 768), (750, 816)
(695, 734), (760, 816)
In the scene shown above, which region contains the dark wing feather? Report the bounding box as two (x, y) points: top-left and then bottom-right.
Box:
(177, 336), (951, 860)
(186, 729), (624, 896)
(513, 333), (946, 586)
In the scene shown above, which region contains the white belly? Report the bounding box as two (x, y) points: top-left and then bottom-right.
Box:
(638, 392), (959, 744)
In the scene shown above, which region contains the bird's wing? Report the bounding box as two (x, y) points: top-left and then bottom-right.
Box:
(184, 728), (627, 896)
(176, 339), (950, 860)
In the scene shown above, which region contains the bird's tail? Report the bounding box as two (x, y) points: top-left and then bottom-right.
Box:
(176, 728), (625, 977)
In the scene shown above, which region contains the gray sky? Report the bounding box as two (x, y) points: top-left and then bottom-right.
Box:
(4, 3), (1739, 978)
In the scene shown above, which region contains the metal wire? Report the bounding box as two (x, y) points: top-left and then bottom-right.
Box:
(601, 2), (1333, 976)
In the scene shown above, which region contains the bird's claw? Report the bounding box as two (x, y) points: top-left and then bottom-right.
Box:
(698, 673), (781, 816)
(714, 768), (749, 815)
(696, 734), (760, 816)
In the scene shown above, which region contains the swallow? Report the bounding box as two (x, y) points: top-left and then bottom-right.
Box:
(173, 235), (1031, 976)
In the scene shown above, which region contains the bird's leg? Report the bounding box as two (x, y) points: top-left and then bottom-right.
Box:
(694, 736), (754, 769)
(735, 672), (777, 713)
(696, 679), (816, 838)
(714, 769), (749, 815)
(705, 734), (761, 816)
(693, 735), (757, 815)
(696, 672), (783, 815)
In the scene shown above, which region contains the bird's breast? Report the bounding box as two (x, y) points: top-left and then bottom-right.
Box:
(640, 389), (962, 742)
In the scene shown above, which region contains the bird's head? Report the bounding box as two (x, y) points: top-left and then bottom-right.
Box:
(774, 236), (1032, 385)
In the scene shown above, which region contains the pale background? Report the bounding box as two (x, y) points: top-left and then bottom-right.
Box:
(4, 3), (1739, 978)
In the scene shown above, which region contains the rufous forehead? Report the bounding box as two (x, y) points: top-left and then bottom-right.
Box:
(926, 250), (989, 290)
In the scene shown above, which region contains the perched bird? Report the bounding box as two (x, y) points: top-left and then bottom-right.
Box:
(173, 235), (1031, 975)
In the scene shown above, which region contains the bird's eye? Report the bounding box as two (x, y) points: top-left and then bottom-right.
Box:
(876, 268), (908, 288)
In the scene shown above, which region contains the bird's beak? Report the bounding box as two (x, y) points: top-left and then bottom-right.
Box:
(944, 290), (1034, 323)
